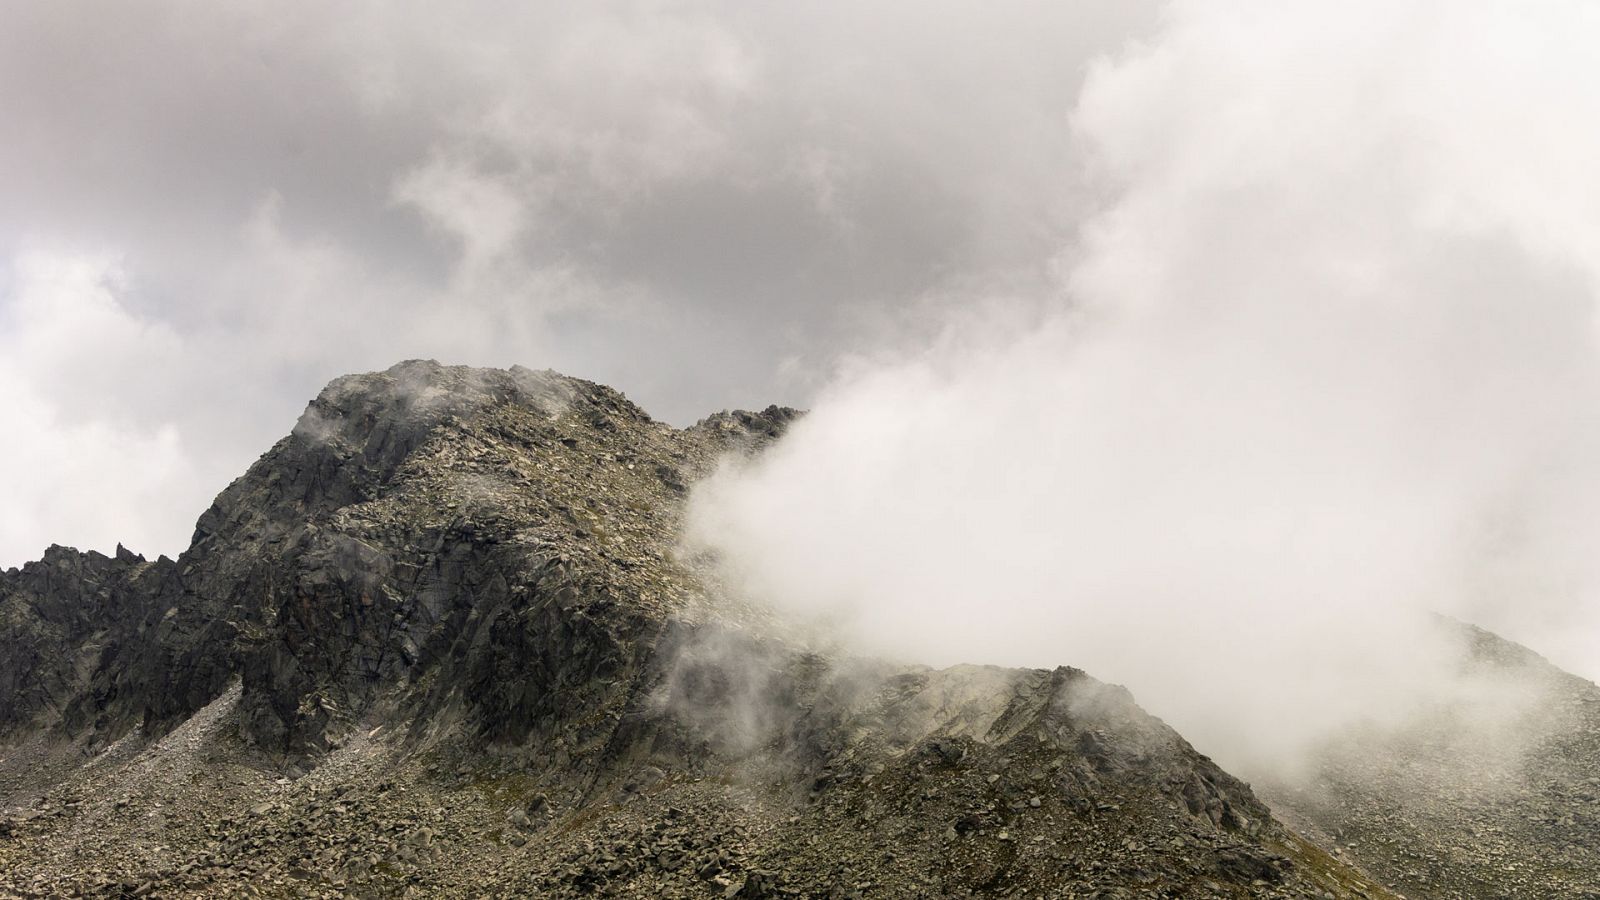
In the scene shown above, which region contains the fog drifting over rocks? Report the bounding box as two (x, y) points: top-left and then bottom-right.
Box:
(688, 1), (1600, 770)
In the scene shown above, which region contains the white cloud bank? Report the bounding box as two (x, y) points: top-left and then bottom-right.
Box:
(688, 0), (1600, 770)
(0, 253), (196, 559)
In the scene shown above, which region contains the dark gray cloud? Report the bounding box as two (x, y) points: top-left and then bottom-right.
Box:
(0, 0), (1159, 565)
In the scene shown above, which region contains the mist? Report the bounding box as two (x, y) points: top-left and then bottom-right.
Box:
(686, 1), (1600, 774)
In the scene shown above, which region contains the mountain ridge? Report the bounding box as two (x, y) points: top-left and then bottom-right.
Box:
(1, 360), (1594, 898)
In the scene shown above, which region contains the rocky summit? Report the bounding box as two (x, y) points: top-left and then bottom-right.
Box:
(1, 360), (1597, 899)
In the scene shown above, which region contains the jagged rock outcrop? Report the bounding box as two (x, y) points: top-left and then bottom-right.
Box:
(0, 542), (227, 743)
(0, 359), (1587, 898)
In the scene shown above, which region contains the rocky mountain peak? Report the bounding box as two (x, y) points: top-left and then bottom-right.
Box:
(3, 363), (1597, 898)
(291, 360), (586, 451)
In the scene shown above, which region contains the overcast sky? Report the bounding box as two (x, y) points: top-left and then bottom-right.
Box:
(0, 1), (1159, 565)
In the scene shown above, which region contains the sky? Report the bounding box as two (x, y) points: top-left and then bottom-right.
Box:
(0, 0), (1158, 566)
(5, 1), (1600, 761)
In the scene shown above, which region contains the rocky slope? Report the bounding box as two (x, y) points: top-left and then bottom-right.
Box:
(0, 360), (1589, 898)
(1262, 623), (1600, 899)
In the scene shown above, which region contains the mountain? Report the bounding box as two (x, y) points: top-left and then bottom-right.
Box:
(0, 360), (1594, 899)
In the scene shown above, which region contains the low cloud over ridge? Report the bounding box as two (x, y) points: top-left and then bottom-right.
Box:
(688, 0), (1600, 771)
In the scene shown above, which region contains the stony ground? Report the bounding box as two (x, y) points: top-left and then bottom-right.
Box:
(1, 669), (1397, 899)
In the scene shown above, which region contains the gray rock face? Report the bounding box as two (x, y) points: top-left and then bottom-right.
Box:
(0, 542), (228, 743)
(0, 359), (1581, 897)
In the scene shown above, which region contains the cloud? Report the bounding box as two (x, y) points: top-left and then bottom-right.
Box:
(0, 0), (1159, 565)
(0, 252), (197, 561)
(688, 0), (1600, 773)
